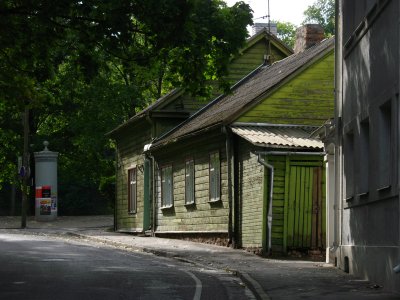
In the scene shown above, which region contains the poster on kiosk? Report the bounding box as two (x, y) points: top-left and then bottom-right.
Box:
(35, 186), (56, 216)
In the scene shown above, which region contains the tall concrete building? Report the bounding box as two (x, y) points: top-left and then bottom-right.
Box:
(334, 0), (400, 292)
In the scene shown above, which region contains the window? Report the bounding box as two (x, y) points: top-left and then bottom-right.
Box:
(344, 132), (354, 200)
(209, 152), (220, 202)
(185, 159), (195, 205)
(358, 119), (369, 195)
(128, 168), (137, 213)
(378, 101), (391, 189)
(161, 165), (173, 207)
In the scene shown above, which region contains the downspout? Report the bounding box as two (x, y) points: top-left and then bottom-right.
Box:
(334, 0), (343, 263)
(145, 114), (157, 237)
(144, 145), (157, 237)
(150, 154), (156, 237)
(224, 126), (234, 247)
(257, 154), (274, 255)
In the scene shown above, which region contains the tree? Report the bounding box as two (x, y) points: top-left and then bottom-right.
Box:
(274, 21), (296, 49)
(0, 0), (253, 214)
(303, 0), (335, 36)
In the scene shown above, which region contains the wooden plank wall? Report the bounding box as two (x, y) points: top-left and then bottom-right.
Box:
(115, 123), (151, 232)
(153, 130), (229, 233)
(267, 155), (287, 252)
(227, 41), (287, 85)
(238, 141), (265, 248)
(280, 156), (326, 252)
(236, 51), (334, 125)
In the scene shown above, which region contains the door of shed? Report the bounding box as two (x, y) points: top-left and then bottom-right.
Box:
(286, 164), (325, 251)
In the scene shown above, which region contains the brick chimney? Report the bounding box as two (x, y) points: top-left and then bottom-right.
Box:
(293, 24), (325, 54)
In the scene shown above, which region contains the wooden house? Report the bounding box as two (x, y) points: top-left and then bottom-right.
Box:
(148, 33), (335, 254)
(108, 29), (293, 233)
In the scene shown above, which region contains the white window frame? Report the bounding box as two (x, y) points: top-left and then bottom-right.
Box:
(209, 152), (220, 202)
(128, 167), (137, 213)
(161, 164), (173, 208)
(185, 158), (195, 205)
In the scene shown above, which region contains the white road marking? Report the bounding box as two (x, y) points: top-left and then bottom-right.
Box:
(183, 270), (202, 300)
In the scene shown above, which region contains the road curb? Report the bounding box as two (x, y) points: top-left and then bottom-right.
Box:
(238, 272), (271, 300)
(70, 232), (271, 300)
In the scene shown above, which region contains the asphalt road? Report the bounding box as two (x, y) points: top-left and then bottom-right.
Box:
(0, 233), (254, 300)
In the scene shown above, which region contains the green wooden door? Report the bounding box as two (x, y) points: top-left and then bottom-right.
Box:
(287, 165), (324, 249)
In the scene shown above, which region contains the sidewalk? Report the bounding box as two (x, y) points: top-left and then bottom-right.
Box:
(1, 216), (399, 299)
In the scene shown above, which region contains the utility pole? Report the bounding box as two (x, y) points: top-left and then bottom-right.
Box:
(21, 106), (30, 229)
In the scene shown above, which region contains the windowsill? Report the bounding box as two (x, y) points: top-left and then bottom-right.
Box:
(344, 196), (354, 202)
(161, 205), (174, 210)
(357, 192), (368, 197)
(377, 185), (391, 192)
(184, 202), (195, 207)
(208, 198), (221, 204)
(128, 211), (137, 215)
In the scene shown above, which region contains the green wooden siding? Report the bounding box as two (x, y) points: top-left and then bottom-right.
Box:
(267, 155), (326, 253)
(236, 51), (334, 125)
(115, 123), (152, 232)
(226, 41), (288, 85)
(153, 130), (229, 233)
(238, 141), (265, 248)
(267, 155), (287, 252)
(162, 35), (291, 115)
(239, 147), (326, 253)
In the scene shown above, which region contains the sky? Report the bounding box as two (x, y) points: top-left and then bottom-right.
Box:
(224, 0), (316, 27)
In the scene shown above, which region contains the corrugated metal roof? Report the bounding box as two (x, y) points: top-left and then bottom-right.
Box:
(231, 124), (323, 149)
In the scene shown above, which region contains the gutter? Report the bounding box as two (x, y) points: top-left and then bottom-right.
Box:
(257, 151), (325, 157)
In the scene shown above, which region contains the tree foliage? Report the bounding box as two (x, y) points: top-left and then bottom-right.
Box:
(0, 0), (253, 214)
(303, 0), (335, 36)
(274, 21), (296, 49)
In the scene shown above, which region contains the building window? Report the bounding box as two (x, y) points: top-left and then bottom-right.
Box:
(128, 168), (137, 213)
(344, 132), (354, 200)
(161, 165), (173, 207)
(209, 152), (220, 202)
(185, 159), (195, 205)
(358, 119), (369, 195)
(378, 101), (391, 189)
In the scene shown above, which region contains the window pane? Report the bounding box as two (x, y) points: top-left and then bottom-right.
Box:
(185, 160), (195, 204)
(209, 152), (220, 201)
(161, 165), (173, 207)
(128, 168), (137, 213)
(358, 120), (369, 194)
(344, 133), (354, 199)
(378, 102), (391, 188)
